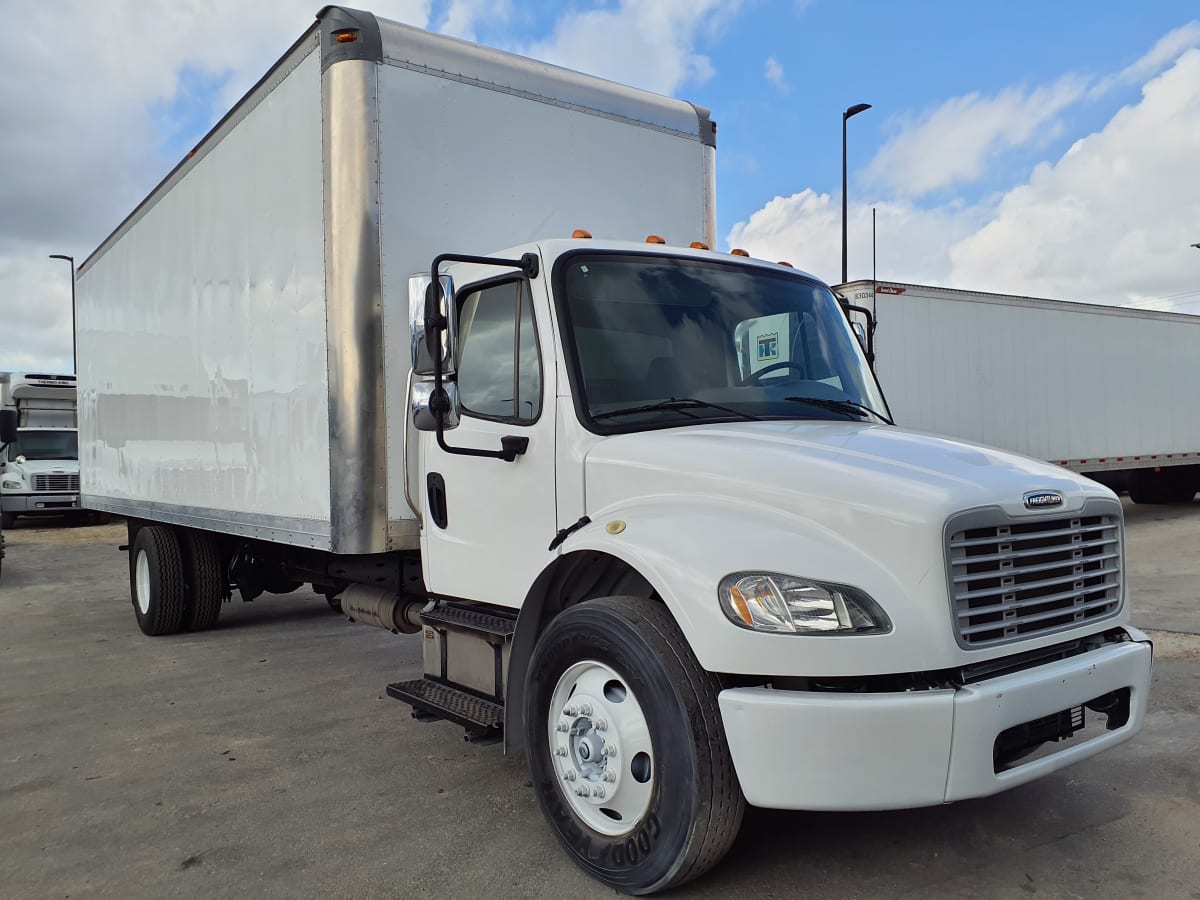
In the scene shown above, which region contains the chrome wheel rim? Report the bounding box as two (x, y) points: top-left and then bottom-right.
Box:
(135, 549), (151, 615)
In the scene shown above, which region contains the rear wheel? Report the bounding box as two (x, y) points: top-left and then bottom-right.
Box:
(181, 529), (224, 630)
(1129, 467), (1199, 504)
(524, 597), (744, 895)
(130, 526), (187, 636)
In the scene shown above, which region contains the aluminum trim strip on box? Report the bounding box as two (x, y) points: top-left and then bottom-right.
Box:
(82, 495), (331, 549)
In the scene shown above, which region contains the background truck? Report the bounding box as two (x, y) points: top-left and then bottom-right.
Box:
(76, 8), (1152, 894)
(0, 372), (82, 528)
(836, 280), (1200, 504)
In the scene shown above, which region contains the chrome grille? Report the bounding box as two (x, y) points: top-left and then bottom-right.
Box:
(32, 473), (80, 492)
(946, 504), (1122, 647)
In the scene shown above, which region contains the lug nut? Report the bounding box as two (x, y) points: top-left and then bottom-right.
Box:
(554, 746), (568, 757)
(602, 745), (618, 758)
(576, 786), (590, 797)
(603, 771), (616, 783)
(563, 770), (576, 781)
(556, 722), (569, 733)
(591, 786), (606, 799)
(593, 719), (608, 732)
(579, 703), (593, 716)
(564, 705), (578, 717)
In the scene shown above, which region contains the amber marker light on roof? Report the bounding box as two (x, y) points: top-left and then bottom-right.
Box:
(571, 229), (592, 239)
(777, 261), (794, 268)
(690, 241), (710, 250)
(731, 249), (749, 257)
(335, 30), (359, 43)
(646, 235), (666, 244)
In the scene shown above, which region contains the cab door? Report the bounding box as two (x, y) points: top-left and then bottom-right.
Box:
(419, 273), (557, 608)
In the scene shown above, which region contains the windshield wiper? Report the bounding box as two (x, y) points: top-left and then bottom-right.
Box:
(784, 396), (894, 425)
(592, 397), (761, 423)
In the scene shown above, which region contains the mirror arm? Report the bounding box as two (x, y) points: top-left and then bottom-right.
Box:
(842, 302), (876, 366)
(426, 251), (540, 462)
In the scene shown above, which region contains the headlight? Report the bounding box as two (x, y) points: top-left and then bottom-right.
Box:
(1, 477), (21, 489)
(719, 572), (891, 635)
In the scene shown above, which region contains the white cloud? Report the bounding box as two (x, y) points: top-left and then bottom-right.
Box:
(521, 0), (740, 95)
(864, 75), (1088, 198)
(947, 49), (1200, 306)
(765, 56), (789, 93)
(438, 0), (513, 43)
(1094, 20), (1200, 95)
(729, 46), (1200, 312)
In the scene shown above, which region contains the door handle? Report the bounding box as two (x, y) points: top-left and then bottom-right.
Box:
(427, 472), (448, 529)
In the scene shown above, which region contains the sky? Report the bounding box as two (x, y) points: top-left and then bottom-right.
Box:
(3, 0), (1199, 374)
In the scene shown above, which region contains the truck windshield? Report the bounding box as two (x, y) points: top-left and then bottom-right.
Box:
(8, 430), (78, 461)
(557, 253), (890, 432)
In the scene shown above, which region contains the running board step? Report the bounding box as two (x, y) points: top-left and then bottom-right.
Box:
(386, 679), (503, 740)
(420, 603), (516, 637)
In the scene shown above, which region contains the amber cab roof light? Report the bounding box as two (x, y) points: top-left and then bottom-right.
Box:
(571, 229), (592, 239)
(730, 248), (750, 257)
(646, 235), (666, 244)
(690, 241), (710, 250)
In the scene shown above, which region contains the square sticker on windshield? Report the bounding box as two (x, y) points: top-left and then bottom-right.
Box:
(757, 332), (779, 361)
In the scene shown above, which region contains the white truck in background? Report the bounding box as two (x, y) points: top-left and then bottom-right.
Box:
(76, 8), (1152, 893)
(837, 280), (1200, 504)
(0, 372), (83, 528)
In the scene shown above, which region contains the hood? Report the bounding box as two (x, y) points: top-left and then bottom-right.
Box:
(584, 421), (1108, 527)
(5, 458), (79, 475)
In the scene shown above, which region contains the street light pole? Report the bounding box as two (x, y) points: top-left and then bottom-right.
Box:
(842, 103), (872, 284)
(49, 254), (76, 374)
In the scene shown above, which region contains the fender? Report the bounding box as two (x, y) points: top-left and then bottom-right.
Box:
(505, 491), (929, 750)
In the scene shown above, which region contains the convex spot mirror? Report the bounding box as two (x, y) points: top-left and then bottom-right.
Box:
(411, 380), (460, 432)
(851, 322), (868, 348)
(409, 273), (456, 376)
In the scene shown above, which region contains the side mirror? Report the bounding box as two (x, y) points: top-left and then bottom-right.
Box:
(411, 380), (460, 432)
(409, 273), (456, 376)
(0, 408), (17, 445)
(851, 322), (868, 347)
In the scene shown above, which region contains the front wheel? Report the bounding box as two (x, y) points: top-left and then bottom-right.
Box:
(1, 511), (16, 530)
(524, 597), (744, 895)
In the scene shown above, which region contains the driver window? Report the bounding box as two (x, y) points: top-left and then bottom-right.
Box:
(456, 281), (542, 423)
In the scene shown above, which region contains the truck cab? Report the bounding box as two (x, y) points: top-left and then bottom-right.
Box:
(0, 373), (81, 528)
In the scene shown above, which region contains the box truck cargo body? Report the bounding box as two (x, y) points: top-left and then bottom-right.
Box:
(838, 280), (1200, 503)
(76, 9), (1152, 893)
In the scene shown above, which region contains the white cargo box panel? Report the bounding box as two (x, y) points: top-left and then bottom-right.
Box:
(840, 281), (1200, 471)
(76, 7), (716, 554)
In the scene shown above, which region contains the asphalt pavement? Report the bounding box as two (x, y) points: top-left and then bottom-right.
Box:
(0, 498), (1197, 898)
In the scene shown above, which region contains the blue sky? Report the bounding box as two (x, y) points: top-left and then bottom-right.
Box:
(3, 0), (1199, 372)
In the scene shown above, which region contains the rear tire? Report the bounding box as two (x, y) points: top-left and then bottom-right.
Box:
(130, 526), (187, 636)
(524, 597), (744, 895)
(181, 529), (224, 630)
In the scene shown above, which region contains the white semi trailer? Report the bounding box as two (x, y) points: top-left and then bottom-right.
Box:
(77, 8), (1152, 894)
(837, 280), (1200, 504)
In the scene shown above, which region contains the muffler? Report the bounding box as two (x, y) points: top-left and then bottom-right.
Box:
(340, 584), (425, 634)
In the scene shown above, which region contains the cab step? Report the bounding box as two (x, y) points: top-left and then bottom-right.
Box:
(386, 678), (503, 742)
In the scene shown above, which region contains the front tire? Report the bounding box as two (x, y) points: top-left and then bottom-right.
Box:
(524, 597), (744, 895)
(1, 511), (16, 530)
(130, 526), (187, 636)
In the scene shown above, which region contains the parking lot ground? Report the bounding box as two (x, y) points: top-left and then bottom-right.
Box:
(0, 501), (1198, 899)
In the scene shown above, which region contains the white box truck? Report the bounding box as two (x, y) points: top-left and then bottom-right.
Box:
(0, 372), (82, 528)
(838, 280), (1200, 504)
(76, 8), (1153, 893)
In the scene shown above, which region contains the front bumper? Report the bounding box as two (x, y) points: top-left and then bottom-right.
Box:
(718, 632), (1152, 811)
(1, 493), (81, 514)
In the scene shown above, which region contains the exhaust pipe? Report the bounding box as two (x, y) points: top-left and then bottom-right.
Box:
(340, 584), (425, 634)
